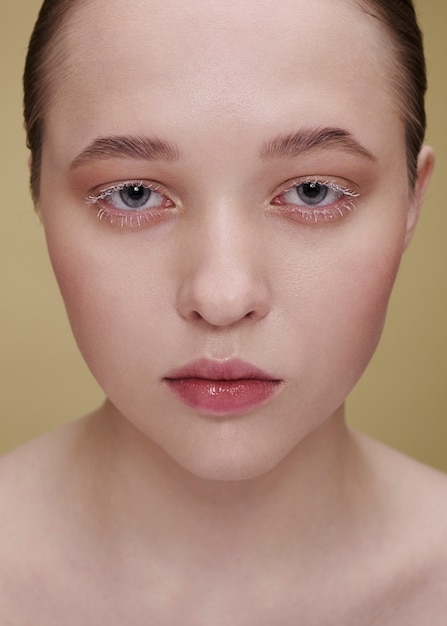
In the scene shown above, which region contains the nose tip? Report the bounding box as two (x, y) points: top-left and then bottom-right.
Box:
(183, 281), (267, 326)
(178, 258), (270, 327)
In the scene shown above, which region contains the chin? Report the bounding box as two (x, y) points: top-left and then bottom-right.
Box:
(163, 435), (294, 483)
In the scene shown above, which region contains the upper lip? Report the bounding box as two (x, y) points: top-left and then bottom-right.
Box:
(164, 358), (280, 381)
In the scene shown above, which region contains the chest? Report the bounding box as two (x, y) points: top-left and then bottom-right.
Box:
(2, 570), (444, 626)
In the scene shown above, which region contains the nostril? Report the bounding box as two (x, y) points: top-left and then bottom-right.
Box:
(190, 310), (203, 322)
(190, 306), (258, 325)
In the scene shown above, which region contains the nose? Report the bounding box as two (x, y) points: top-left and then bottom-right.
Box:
(176, 210), (271, 327)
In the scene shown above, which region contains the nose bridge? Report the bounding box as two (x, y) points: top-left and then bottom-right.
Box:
(176, 202), (270, 326)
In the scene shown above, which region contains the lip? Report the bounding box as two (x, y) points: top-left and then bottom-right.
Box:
(164, 358), (283, 416)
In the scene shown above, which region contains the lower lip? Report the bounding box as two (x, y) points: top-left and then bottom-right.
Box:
(165, 378), (281, 416)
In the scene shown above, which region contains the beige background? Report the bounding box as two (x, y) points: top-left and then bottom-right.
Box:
(1, 1), (446, 468)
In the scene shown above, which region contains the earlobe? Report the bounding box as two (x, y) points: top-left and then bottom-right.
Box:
(404, 145), (435, 248)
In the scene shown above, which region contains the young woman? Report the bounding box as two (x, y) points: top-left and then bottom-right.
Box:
(1, 0), (446, 622)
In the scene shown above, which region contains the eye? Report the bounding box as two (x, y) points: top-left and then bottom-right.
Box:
(284, 182), (338, 207)
(271, 179), (359, 224)
(86, 180), (175, 228)
(97, 182), (170, 211)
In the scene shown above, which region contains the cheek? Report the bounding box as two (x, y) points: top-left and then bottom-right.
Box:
(328, 253), (397, 367)
(281, 229), (405, 400)
(42, 217), (171, 391)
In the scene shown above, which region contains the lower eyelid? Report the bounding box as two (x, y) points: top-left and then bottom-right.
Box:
(94, 204), (175, 229)
(278, 198), (357, 224)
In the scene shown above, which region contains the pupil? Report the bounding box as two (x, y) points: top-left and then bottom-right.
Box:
(129, 185), (145, 199)
(303, 183), (322, 198)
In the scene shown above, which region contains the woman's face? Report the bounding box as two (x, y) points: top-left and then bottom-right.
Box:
(39, 0), (430, 480)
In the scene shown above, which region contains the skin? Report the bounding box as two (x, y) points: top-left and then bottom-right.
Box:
(1, 0), (447, 623)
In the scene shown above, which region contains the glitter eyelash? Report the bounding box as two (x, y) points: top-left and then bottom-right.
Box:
(94, 206), (159, 229)
(86, 180), (172, 229)
(273, 177), (360, 224)
(87, 180), (145, 203)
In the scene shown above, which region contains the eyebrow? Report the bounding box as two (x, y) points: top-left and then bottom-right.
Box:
(261, 127), (376, 161)
(69, 135), (180, 169)
(69, 127), (374, 169)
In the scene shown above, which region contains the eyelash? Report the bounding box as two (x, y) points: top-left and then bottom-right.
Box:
(86, 180), (175, 229)
(85, 177), (359, 229)
(270, 178), (359, 224)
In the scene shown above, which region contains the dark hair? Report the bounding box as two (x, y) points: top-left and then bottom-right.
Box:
(356, 0), (427, 188)
(23, 0), (427, 202)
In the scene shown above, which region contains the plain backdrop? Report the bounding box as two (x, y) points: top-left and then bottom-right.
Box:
(1, 0), (446, 469)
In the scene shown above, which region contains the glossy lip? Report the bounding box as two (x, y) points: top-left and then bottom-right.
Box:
(163, 358), (283, 416)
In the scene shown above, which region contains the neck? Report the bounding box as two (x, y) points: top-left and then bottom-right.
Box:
(75, 401), (367, 565)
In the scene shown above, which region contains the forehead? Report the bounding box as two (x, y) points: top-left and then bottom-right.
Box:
(45, 0), (397, 158)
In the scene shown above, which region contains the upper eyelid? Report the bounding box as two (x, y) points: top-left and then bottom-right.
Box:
(275, 177), (359, 200)
(86, 180), (168, 204)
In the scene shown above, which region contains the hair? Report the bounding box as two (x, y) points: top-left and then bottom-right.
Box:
(23, 0), (427, 203)
(356, 0), (427, 189)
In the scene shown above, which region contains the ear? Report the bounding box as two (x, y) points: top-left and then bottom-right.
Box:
(404, 145), (435, 248)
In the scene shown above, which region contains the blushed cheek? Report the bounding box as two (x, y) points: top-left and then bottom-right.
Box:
(332, 243), (404, 383)
(50, 255), (108, 366)
(42, 220), (118, 368)
(44, 233), (171, 401)
(279, 227), (407, 413)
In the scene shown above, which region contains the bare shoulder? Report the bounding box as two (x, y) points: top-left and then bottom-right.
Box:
(0, 417), (88, 517)
(0, 413), (103, 540)
(355, 429), (447, 517)
(0, 422), (77, 530)
(0, 418), (98, 620)
(352, 431), (447, 623)
(356, 429), (447, 542)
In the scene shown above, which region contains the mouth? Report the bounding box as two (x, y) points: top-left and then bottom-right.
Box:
(163, 358), (283, 416)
